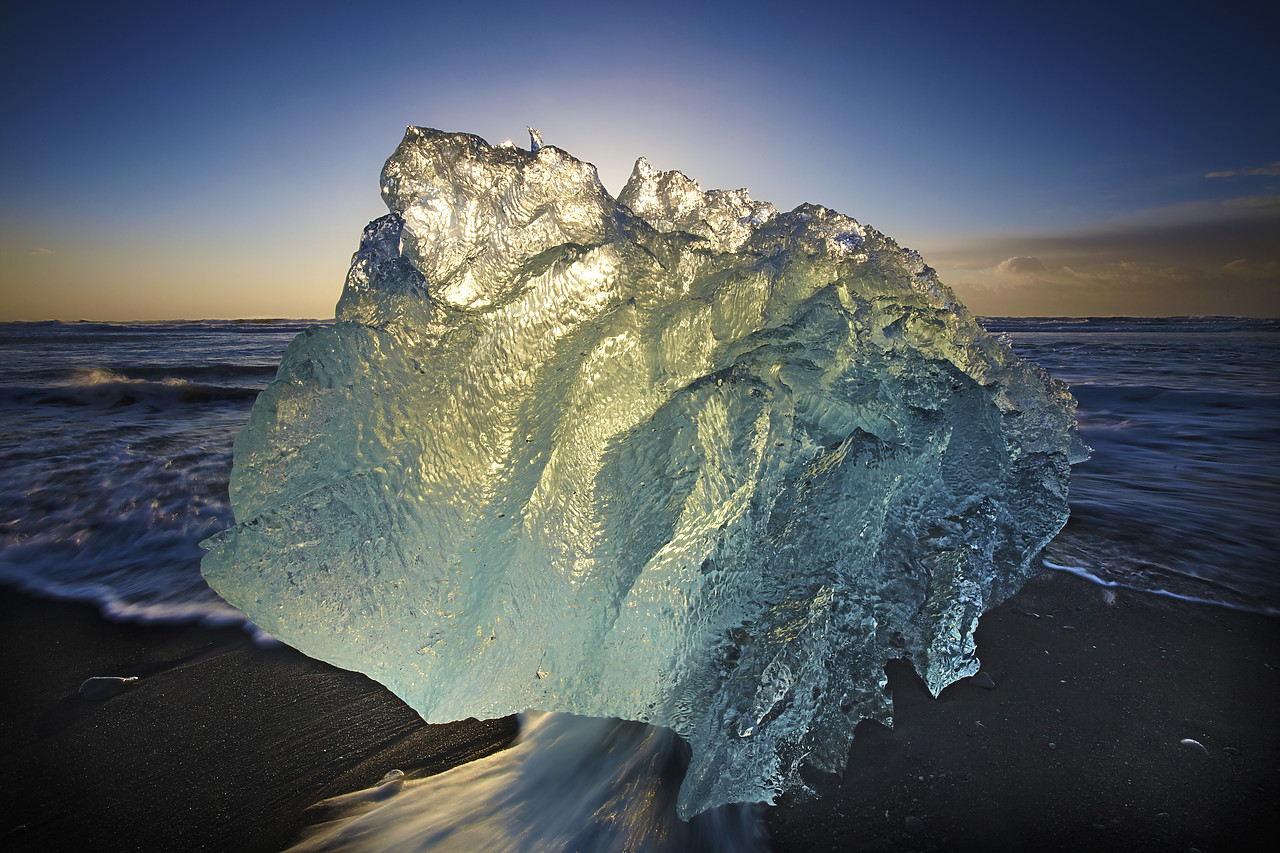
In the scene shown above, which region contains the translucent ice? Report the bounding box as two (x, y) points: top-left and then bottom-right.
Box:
(201, 128), (1083, 817)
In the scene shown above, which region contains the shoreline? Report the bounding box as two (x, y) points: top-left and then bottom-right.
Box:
(769, 569), (1280, 851)
(2, 569), (1277, 851)
(0, 590), (518, 852)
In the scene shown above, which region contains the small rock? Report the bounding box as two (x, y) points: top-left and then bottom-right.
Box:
(1048, 742), (1057, 750)
(78, 676), (138, 701)
(1179, 738), (1209, 756)
(905, 816), (924, 834)
(973, 672), (996, 690)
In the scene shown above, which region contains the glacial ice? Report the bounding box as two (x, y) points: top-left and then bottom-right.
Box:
(201, 127), (1083, 817)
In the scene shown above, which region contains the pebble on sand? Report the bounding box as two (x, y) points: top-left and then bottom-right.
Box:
(77, 676), (138, 701)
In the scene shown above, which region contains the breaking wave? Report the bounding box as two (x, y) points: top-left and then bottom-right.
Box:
(2, 367), (267, 409)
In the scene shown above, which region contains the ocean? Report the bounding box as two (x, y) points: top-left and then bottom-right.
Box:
(983, 317), (1280, 613)
(1, 316), (1277, 637)
(0, 320), (313, 633)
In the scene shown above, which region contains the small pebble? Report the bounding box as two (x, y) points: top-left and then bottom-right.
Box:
(973, 671), (996, 690)
(1180, 738), (1209, 756)
(1048, 742), (1057, 750)
(78, 676), (138, 701)
(905, 816), (924, 834)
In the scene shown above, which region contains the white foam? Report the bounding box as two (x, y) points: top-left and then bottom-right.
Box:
(288, 712), (764, 853)
(1043, 562), (1279, 616)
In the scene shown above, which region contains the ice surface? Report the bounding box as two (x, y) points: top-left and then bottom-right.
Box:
(201, 127), (1083, 817)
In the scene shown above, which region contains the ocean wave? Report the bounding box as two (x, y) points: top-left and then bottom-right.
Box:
(9, 362), (278, 387)
(981, 316), (1280, 334)
(0, 392), (265, 639)
(81, 363), (279, 382)
(0, 319), (329, 346)
(1073, 383), (1279, 412)
(1, 369), (262, 409)
(0, 570), (275, 643)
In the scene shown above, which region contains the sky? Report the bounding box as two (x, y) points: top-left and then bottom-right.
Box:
(2, 0), (1276, 320)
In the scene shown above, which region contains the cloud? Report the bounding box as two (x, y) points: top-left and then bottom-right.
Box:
(927, 214), (1280, 317)
(1222, 193), (1280, 211)
(952, 256), (1279, 316)
(932, 213), (1280, 272)
(28, 247), (53, 255)
(920, 189), (1280, 316)
(995, 256), (1045, 275)
(1205, 162), (1280, 178)
(1088, 193), (1280, 230)
(1224, 258), (1280, 277)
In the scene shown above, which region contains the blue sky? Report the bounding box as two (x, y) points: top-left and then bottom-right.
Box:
(2, 0), (1276, 319)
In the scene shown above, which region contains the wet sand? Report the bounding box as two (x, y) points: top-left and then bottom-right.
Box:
(768, 570), (1280, 852)
(1, 569), (1276, 852)
(0, 592), (517, 852)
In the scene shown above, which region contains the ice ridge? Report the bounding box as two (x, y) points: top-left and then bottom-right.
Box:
(201, 127), (1083, 817)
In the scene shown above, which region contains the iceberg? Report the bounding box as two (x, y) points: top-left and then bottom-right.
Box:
(201, 127), (1083, 817)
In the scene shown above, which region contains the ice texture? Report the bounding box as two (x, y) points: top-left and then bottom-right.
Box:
(201, 127), (1083, 817)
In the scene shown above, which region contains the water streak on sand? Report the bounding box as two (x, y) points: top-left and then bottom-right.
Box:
(290, 712), (766, 853)
(1044, 561), (1280, 617)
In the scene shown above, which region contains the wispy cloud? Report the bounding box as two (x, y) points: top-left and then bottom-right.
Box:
(28, 247), (53, 255)
(1224, 257), (1280, 277)
(1205, 162), (1280, 178)
(995, 256), (1045, 275)
(1092, 193), (1280, 229)
(951, 256), (1278, 316)
(926, 214), (1280, 316)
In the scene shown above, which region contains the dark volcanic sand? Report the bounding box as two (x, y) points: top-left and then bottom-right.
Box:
(767, 571), (1280, 852)
(0, 593), (518, 852)
(1, 570), (1276, 852)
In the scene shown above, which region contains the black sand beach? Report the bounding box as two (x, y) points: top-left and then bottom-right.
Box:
(2, 569), (1276, 852)
(767, 570), (1280, 852)
(0, 593), (518, 852)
